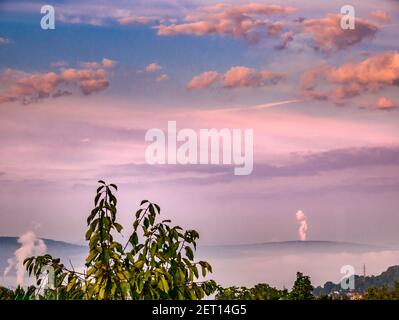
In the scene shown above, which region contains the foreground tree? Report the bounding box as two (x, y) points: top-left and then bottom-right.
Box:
(365, 282), (399, 300)
(287, 272), (314, 300)
(24, 181), (217, 300)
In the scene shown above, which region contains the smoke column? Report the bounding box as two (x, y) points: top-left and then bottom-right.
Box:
(3, 231), (47, 286)
(296, 210), (308, 241)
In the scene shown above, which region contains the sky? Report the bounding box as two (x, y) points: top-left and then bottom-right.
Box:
(0, 0), (399, 246)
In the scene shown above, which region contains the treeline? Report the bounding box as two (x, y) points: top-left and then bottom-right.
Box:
(314, 265), (399, 297)
(0, 272), (313, 300)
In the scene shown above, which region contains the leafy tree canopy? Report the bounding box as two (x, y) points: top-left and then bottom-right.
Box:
(23, 181), (217, 300)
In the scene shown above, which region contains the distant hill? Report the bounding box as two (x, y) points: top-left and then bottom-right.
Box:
(0, 236), (86, 283)
(199, 240), (388, 258)
(314, 265), (399, 296)
(0, 236), (84, 249)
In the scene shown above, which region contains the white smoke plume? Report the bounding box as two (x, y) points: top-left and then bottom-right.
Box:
(296, 210), (308, 241)
(3, 231), (47, 286)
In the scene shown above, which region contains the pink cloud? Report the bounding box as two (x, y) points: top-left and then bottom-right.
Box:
(369, 10), (391, 24)
(303, 14), (379, 52)
(60, 68), (109, 95)
(157, 6), (378, 52)
(328, 52), (399, 85)
(80, 58), (116, 70)
(376, 97), (397, 110)
(145, 63), (162, 73)
(157, 3), (297, 43)
(187, 71), (220, 90)
(188, 66), (285, 90)
(18, 72), (61, 92)
(0, 59), (116, 104)
(118, 15), (162, 25)
(267, 21), (285, 35)
(300, 52), (399, 104)
(223, 66), (285, 88)
(156, 74), (169, 82)
(101, 58), (117, 69)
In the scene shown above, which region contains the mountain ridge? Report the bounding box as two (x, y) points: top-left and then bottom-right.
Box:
(314, 265), (399, 296)
(0, 236), (85, 249)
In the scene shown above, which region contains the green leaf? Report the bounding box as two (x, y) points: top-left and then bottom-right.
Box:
(144, 217), (149, 229)
(134, 260), (144, 269)
(185, 247), (194, 260)
(66, 277), (77, 292)
(114, 223), (123, 233)
(160, 276), (169, 293)
(103, 248), (110, 263)
(135, 209), (143, 219)
(192, 265), (199, 278)
(130, 232), (139, 246)
(85, 228), (93, 241)
(200, 264), (206, 277)
(150, 243), (157, 258)
(86, 251), (98, 264)
(94, 193), (102, 205)
(178, 268), (185, 282)
(99, 286), (106, 300)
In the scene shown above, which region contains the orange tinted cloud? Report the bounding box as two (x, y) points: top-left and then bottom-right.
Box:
(61, 68), (109, 95)
(267, 21), (285, 35)
(300, 52), (399, 104)
(300, 64), (330, 91)
(303, 14), (378, 52)
(81, 58), (117, 69)
(158, 6), (378, 51)
(187, 71), (220, 90)
(376, 97), (396, 110)
(188, 66), (285, 90)
(223, 66), (285, 88)
(158, 3), (297, 43)
(102, 58), (117, 69)
(156, 74), (169, 82)
(145, 63), (162, 73)
(0, 59), (116, 104)
(118, 15), (162, 25)
(369, 10), (391, 24)
(328, 51), (399, 86)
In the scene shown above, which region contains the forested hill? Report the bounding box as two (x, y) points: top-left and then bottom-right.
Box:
(314, 265), (399, 295)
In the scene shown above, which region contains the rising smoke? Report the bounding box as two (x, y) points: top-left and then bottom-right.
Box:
(3, 231), (47, 286)
(296, 210), (308, 241)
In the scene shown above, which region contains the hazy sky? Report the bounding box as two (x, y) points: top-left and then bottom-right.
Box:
(0, 0), (398, 246)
